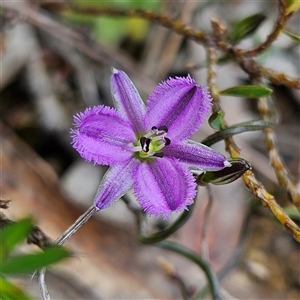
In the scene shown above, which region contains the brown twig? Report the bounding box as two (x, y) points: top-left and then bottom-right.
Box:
(259, 66), (300, 89)
(206, 47), (240, 152)
(257, 97), (300, 209)
(44, 3), (300, 91)
(241, 32), (300, 210)
(27, 226), (53, 248)
(41, 4), (209, 44)
(206, 46), (300, 242)
(240, 0), (293, 56)
(241, 169), (300, 242)
(0, 211), (53, 248)
(0, 199), (11, 209)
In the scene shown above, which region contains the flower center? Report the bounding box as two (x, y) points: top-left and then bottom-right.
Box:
(132, 126), (171, 160)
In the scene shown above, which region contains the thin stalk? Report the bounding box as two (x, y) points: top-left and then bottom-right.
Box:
(195, 201), (255, 299)
(138, 203), (195, 244)
(55, 205), (97, 245)
(157, 241), (222, 300)
(38, 205), (97, 300)
(38, 270), (50, 300)
(200, 185), (214, 261)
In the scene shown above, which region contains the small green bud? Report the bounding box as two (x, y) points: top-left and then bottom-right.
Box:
(208, 110), (224, 130)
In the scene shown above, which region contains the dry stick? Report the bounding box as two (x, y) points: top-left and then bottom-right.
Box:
(257, 96), (300, 209)
(45, 4), (300, 90)
(259, 66), (300, 89)
(206, 47), (300, 242)
(238, 0), (300, 210)
(45, 4), (209, 43)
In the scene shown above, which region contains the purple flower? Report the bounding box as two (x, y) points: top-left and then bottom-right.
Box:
(71, 68), (230, 218)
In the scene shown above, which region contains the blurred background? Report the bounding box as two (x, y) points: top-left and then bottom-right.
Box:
(1, 0), (299, 299)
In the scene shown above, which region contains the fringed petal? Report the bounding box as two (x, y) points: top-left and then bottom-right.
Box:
(164, 140), (231, 171)
(134, 157), (196, 219)
(71, 105), (135, 166)
(144, 75), (212, 141)
(94, 158), (139, 210)
(111, 68), (146, 133)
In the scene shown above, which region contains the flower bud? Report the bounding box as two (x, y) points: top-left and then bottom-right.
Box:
(196, 158), (251, 185)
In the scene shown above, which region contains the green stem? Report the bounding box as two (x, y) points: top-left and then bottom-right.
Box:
(138, 202), (195, 245)
(194, 201), (255, 299)
(157, 241), (222, 300)
(202, 120), (274, 147)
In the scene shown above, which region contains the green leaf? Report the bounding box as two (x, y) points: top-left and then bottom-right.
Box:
(0, 276), (33, 300)
(208, 111), (225, 130)
(1, 246), (70, 274)
(202, 120), (274, 146)
(284, 206), (300, 220)
(231, 13), (266, 42)
(217, 54), (230, 64)
(196, 158), (251, 185)
(219, 85), (272, 98)
(283, 30), (300, 43)
(0, 218), (33, 259)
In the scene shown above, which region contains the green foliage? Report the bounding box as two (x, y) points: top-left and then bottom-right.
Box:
(1, 246), (70, 274)
(219, 85), (272, 98)
(283, 30), (300, 43)
(202, 120), (274, 146)
(0, 218), (33, 260)
(231, 13), (266, 42)
(208, 110), (225, 130)
(284, 206), (300, 221)
(69, 0), (161, 44)
(0, 276), (33, 300)
(0, 219), (71, 299)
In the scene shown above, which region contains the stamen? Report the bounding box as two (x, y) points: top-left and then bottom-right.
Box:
(165, 138), (171, 145)
(153, 152), (164, 158)
(158, 125), (168, 133)
(152, 135), (164, 142)
(131, 145), (143, 152)
(155, 143), (165, 152)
